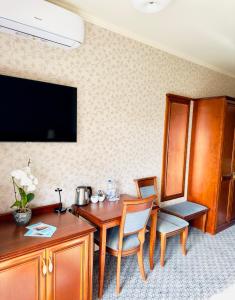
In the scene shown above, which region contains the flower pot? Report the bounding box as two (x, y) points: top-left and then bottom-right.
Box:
(12, 208), (32, 226)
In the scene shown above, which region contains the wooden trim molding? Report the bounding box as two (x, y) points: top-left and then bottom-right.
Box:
(161, 94), (191, 201)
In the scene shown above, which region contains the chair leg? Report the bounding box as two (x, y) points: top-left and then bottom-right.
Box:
(180, 227), (188, 256)
(137, 229), (146, 280)
(202, 213), (207, 233)
(116, 252), (122, 294)
(137, 245), (146, 281)
(160, 233), (167, 267)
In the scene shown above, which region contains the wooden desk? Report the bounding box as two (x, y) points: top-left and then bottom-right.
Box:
(72, 194), (159, 298)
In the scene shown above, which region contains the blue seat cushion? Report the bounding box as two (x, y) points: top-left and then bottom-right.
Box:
(94, 226), (140, 251)
(164, 201), (208, 218)
(148, 212), (188, 233)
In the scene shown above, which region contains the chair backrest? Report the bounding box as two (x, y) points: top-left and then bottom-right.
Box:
(119, 195), (155, 238)
(134, 176), (159, 205)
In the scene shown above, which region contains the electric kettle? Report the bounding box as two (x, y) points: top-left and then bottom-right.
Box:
(75, 186), (92, 206)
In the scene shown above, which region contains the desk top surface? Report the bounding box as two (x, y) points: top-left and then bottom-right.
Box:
(73, 194), (159, 226)
(0, 210), (95, 261)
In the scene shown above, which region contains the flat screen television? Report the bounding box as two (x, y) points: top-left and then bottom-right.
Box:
(0, 75), (77, 142)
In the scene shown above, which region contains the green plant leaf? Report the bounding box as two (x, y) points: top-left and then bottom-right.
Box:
(10, 200), (21, 208)
(27, 193), (35, 202)
(18, 187), (27, 208)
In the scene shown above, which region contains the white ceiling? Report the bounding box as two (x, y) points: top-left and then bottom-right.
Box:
(51, 0), (235, 78)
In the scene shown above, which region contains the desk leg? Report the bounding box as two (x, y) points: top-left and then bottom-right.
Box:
(149, 211), (157, 270)
(98, 225), (107, 298)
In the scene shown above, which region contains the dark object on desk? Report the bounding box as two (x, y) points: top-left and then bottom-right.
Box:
(75, 186), (92, 206)
(54, 188), (67, 213)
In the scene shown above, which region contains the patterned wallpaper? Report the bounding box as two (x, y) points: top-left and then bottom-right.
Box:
(0, 23), (235, 213)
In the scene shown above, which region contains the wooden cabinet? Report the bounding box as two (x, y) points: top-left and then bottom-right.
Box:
(0, 250), (46, 300)
(0, 209), (95, 300)
(188, 96), (235, 234)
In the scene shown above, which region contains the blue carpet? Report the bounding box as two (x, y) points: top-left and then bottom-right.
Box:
(93, 226), (235, 299)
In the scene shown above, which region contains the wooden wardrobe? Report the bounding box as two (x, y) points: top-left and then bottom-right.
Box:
(188, 96), (235, 234)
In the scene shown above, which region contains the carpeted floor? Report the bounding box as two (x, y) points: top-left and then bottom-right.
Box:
(93, 226), (235, 300)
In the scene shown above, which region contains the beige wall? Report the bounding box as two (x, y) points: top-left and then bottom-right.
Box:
(0, 23), (235, 213)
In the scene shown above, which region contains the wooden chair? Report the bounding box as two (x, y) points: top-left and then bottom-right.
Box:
(134, 176), (189, 267)
(94, 195), (155, 294)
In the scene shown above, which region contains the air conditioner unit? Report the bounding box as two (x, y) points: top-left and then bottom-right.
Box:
(0, 0), (84, 48)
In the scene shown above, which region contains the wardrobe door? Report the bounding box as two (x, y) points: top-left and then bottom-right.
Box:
(161, 94), (191, 201)
(218, 102), (235, 227)
(188, 98), (225, 234)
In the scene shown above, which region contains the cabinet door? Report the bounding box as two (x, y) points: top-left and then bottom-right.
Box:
(46, 235), (91, 300)
(0, 250), (46, 300)
(218, 103), (235, 227)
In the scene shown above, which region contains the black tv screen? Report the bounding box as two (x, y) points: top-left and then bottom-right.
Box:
(0, 75), (77, 142)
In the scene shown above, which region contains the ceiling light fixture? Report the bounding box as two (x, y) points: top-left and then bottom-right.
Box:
(132, 0), (172, 14)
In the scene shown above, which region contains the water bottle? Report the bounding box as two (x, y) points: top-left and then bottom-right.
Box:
(106, 179), (119, 201)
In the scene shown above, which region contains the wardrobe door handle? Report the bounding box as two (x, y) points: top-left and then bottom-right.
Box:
(42, 258), (47, 276)
(48, 256), (53, 273)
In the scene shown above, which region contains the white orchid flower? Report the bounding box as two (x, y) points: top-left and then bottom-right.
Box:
(20, 176), (33, 187)
(11, 166), (38, 189)
(11, 163), (38, 211)
(28, 174), (38, 184)
(27, 184), (36, 192)
(33, 178), (38, 185)
(11, 169), (26, 180)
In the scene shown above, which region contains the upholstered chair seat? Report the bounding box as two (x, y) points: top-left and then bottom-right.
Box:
(162, 201), (207, 218)
(155, 212), (189, 233)
(95, 227), (140, 251)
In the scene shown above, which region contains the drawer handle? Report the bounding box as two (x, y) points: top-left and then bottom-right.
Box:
(42, 259), (47, 276)
(48, 256), (53, 273)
